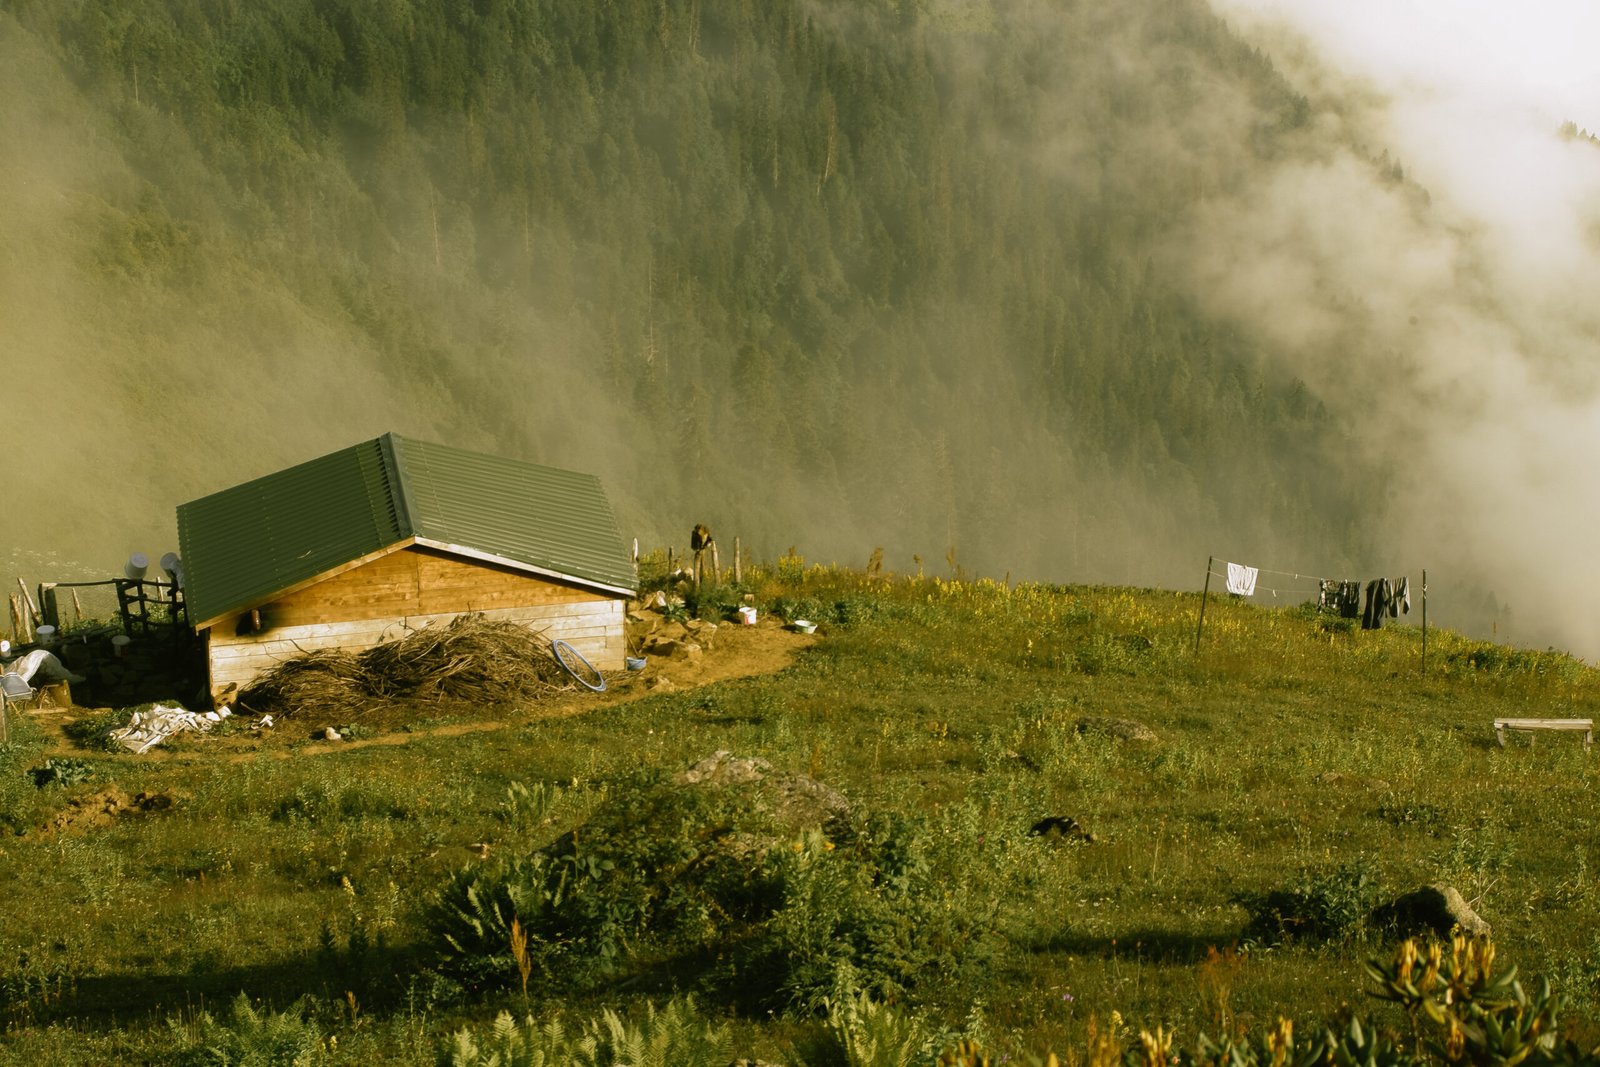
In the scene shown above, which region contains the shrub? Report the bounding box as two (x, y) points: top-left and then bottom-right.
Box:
(28, 757), (96, 788)
(684, 583), (743, 622)
(429, 778), (787, 993)
(63, 708), (127, 751)
(428, 778), (1000, 1011)
(1238, 861), (1381, 945)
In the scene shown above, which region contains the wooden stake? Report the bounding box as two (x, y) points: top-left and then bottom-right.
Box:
(711, 541), (721, 583)
(71, 589), (83, 623)
(8, 595), (20, 644)
(16, 578), (38, 625)
(734, 536), (742, 584)
(1194, 556), (1214, 653)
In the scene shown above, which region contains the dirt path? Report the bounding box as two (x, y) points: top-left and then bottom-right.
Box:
(25, 619), (817, 761)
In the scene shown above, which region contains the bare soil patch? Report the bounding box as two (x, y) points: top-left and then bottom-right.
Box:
(28, 617), (815, 759)
(33, 786), (180, 837)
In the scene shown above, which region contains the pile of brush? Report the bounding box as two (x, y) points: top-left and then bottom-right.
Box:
(238, 614), (571, 717)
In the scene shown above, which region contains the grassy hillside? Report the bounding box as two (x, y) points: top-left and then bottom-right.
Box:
(0, 0), (1379, 596)
(2, 569), (1598, 1063)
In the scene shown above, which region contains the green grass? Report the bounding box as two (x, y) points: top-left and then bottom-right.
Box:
(3, 566), (1600, 1063)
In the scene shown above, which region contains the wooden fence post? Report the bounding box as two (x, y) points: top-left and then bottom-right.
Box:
(733, 536), (742, 584)
(16, 579), (38, 630)
(39, 584), (59, 629)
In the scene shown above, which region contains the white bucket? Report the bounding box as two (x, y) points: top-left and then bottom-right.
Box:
(738, 606), (758, 625)
(111, 634), (131, 657)
(159, 551), (180, 577)
(126, 553), (150, 580)
(35, 624), (56, 646)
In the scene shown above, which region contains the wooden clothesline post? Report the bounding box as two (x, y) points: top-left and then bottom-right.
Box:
(1194, 555), (1214, 654)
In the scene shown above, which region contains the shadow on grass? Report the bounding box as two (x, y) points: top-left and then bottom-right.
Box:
(1027, 928), (1244, 964)
(17, 942), (431, 1030)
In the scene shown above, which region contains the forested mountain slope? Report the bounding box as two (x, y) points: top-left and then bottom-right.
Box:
(2, 0), (1377, 591)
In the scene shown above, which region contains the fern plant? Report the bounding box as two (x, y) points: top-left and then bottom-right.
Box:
(438, 996), (733, 1067)
(170, 992), (323, 1067)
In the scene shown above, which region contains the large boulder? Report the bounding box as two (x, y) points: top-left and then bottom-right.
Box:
(676, 750), (852, 835)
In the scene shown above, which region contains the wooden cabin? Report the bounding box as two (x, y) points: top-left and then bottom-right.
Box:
(177, 433), (636, 705)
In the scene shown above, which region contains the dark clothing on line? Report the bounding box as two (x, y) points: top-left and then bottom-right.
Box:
(1363, 578), (1392, 630)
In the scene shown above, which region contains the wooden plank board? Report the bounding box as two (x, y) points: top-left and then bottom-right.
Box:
(254, 547), (608, 626)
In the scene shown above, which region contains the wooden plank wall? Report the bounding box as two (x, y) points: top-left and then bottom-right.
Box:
(207, 546), (625, 700)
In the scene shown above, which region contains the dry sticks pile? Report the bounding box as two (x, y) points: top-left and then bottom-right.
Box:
(238, 614), (572, 716)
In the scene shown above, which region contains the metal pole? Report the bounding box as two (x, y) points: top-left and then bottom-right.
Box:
(1194, 555), (1214, 653)
(1420, 568), (1428, 674)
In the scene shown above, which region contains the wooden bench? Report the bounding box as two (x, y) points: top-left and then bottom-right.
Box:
(1493, 717), (1593, 751)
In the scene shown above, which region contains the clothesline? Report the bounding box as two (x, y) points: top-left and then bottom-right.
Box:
(1204, 569), (1318, 600)
(1196, 556), (1430, 666)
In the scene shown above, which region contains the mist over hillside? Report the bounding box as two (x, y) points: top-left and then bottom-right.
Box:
(2, 0), (1577, 651)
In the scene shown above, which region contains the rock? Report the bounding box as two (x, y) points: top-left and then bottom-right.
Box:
(646, 675), (677, 692)
(676, 750), (853, 834)
(645, 636), (702, 662)
(642, 590), (668, 609)
(684, 619), (718, 649)
(322, 727), (342, 741)
(679, 751), (773, 785)
(1076, 716), (1157, 742)
(1375, 883), (1491, 938)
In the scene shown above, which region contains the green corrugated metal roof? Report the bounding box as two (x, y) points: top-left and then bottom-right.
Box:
(177, 433), (635, 627)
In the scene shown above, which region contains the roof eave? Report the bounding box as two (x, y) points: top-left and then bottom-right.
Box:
(191, 538), (419, 631)
(413, 537), (637, 598)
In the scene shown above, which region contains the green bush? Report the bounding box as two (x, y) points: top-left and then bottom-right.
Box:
(429, 778), (787, 993)
(684, 583), (743, 622)
(62, 709), (127, 751)
(427, 778), (999, 1011)
(1238, 861), (1381, 945)
(28, 757), (96, 789)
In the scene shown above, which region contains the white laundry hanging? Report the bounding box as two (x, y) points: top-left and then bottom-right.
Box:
(1225, 562), (1258, 597)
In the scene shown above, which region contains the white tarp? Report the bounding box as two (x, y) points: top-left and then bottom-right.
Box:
(108, 704), (232, 754)
(4, 649), (87, 686)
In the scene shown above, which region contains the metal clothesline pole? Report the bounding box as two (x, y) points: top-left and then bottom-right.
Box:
(1421, 569), (1428, 674)
(1194, 555), (1213, 654)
